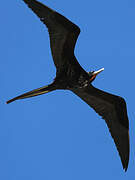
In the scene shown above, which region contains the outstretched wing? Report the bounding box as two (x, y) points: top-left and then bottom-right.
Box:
(72, 85), (129, 171)
(23, 0), (81, 70)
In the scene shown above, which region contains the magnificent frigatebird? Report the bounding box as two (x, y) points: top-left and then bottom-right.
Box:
(7, 0), (129, 171)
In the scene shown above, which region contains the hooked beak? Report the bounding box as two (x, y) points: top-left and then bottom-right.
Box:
(90, 68), (104, 82)
(93, 68), (104, 76)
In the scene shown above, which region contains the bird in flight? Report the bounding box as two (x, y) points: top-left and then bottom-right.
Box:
(7, 0), (129, 171)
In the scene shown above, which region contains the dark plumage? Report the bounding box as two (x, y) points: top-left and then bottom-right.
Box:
(7, 0), (129, 171)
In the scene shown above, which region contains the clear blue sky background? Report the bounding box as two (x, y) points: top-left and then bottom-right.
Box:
(0, 0), (135, 179)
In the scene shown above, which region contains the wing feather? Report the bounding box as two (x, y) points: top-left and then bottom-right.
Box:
(23, 0), (80, 69)
(72, 85), (129, 171)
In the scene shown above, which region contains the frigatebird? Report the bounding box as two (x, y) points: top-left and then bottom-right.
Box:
(7, 0), (129, 171)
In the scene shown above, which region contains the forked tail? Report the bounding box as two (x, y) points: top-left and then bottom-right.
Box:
(6, 84), (56, 104)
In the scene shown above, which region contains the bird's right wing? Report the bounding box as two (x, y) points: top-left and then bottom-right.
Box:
(23, 0), (81, 70)
(72, 85), (129, 171)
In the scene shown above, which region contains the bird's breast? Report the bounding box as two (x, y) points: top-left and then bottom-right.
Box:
(55, 63), (90, 89)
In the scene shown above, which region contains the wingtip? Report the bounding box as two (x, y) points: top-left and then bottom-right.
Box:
(124, 166), (128, 172)
(122, 158), (129, 172)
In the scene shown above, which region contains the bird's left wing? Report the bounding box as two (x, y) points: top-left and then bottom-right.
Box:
(72, 85), (129, 171)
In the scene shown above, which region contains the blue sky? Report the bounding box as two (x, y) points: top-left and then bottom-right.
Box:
(1, 0), (135, 179)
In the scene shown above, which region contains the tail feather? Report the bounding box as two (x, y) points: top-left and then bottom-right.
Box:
(7, 84), (55, 104)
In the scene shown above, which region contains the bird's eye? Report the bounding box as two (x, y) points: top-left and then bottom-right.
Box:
(88, 71), (94, 75)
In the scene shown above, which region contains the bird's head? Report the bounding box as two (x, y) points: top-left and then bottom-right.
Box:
(88, 68), (104, 82)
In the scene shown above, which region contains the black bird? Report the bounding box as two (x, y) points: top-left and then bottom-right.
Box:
(7, 0), (129, 171)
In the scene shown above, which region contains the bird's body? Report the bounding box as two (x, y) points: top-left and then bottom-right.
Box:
(7, 0), (130, 171)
